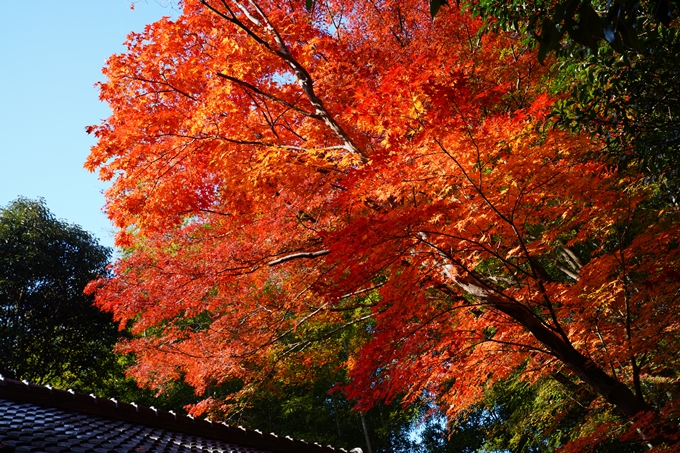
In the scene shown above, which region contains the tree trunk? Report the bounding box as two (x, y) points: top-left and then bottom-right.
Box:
(491, 296), (651, 417)
(448, 266), (652, 418)
(359, 412), (373, 453)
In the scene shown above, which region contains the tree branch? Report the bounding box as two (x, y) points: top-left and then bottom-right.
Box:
(216, 72), (318, 118)
(268, 249), (330, 266)
(203, 0), (368, 161)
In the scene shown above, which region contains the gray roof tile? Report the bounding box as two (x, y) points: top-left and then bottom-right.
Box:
(0, 377), (347, 453)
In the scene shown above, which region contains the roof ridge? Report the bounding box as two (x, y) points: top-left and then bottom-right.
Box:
(0, 375), (347, 453)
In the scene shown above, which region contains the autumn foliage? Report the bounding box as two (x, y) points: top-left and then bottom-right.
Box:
(86, 0), (680, 448)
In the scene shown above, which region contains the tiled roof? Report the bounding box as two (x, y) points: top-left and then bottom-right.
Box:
(0, 377), (350, 453)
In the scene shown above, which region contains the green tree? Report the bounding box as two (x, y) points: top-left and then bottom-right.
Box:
(553, 27), (680, 202)
(462, 0), (680, 201)
(458, 0), (677, 59)
(0, 197), (116, 393)
(233, 373), (418, 453)
(399, 370), (653, 453)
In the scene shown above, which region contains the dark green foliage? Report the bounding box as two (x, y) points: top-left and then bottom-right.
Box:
(0, 198), (115, 393)
(466, 0), (677, 61)
(304, 0), (675, 58)
(449, 374), (588, 452)
(221, 366), (419, 452)
(392, 371), (651, 452)
(554, 26), (680, 201)
(0, 197), (203, 412)
(105, 359), (202, 414)
(462, 0), (680, 199)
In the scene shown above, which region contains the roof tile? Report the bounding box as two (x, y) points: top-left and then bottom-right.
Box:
(0, 377), (349, 453)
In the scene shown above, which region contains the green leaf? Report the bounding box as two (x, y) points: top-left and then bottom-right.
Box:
(305, 0), (313, 11)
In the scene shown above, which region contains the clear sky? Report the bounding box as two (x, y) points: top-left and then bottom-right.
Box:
(0, 0), (180, 251)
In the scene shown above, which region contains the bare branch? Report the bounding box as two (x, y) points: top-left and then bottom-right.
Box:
(278, 145), (348, 152)
(555, 263), (580, 281)
(557, 239), (584, 271)
(268, 249), (330, 266)
(338, 282), (387, 300)
(216, 73), (318, 118)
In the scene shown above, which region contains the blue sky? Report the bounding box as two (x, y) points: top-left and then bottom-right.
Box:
(0, 0), (180, 251)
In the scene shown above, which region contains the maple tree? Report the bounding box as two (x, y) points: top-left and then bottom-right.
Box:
(86, 0), (680, 448)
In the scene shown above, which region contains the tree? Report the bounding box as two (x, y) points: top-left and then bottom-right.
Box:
(86, 0), (680, 448)
(552, 26), (680, 203)
(0, 197), (206, 412)
(450, 0), (678, 61)
(433, 0), (680, 203)
(0, 198), (115, 392)
(231, 356), (420, 452)
(397, 371), (655, 452)
(469, 0), (680, 201)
